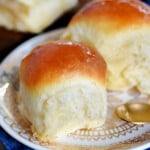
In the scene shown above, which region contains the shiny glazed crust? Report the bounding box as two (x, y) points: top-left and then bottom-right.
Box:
(69, 0), (150, 29)
(20, 41), (106, 90)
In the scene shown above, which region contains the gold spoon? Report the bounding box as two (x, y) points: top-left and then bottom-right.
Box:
(116, 103), (150, 124)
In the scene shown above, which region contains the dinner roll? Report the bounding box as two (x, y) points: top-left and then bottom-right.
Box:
(0, 0), (77, 33)
(18, 41), (107, 141)
(62, 0), (150, 94)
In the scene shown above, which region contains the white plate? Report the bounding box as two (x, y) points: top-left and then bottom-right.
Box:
(0, 29), (150, 150)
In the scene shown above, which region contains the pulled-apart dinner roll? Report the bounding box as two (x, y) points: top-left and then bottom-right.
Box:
(62, 0), (150, 94)
(18, 41), (107, 141)
(0, 0), (77, 33)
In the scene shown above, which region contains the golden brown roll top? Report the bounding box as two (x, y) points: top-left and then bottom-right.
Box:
(62, 0), (150, 94)
(20, 41), (106, 91)
(19, 41), (107, 140)
(69, 0), (150, 30)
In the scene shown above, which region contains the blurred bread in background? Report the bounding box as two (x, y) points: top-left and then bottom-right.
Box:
(0, 0), (93, 62)
(18, 41), (107, 140)
(62, 0), (150, 94)
(0, 0), (78, 33)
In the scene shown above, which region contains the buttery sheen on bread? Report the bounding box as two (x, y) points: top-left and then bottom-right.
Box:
(62, 0), (150, 94)
(18, 41), (107, 141)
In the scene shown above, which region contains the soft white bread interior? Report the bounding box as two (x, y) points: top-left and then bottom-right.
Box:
(18, 41), (107, 141)
(62, 0), (150, 94)
(0, 0), (78, 33)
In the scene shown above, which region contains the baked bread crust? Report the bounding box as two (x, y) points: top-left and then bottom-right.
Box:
(62, 0), (150, 93)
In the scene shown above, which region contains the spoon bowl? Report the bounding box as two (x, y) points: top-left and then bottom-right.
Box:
(116, 103), (150, 124)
